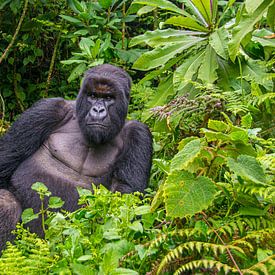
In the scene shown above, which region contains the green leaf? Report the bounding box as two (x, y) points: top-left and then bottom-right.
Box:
(132, 36), (205, 70)
(31, 182), (51, 197)
(164, 16), (208, 32)
(227, 155), (266, 184)
(171, 139), (202, 171)
(208, 119), (229, 132)
(68, 63), (87, 83)
(134, 205), (151, 215)
(59, 15), (82, 24)
(228, 0), (273, 62)
(186, 0), (212, 25)
(229, 130), (248, 143)
(111, 268), (138, 275)
(242, 60), (273, 90)
(241, 113), (252, 128)
(21, 208), (39, 224)
(137, 5), (156, 16)
(164, 171), (217, 218)
(198, 45), (218, 84)
(79, 37), (94, 57)
(239, 206), (268, 216)
(77, 255), (93, 262)
(202, 129), (230, 142)
(128, 221), (143, 233)
(132, 0), (191, 17)
(130, 29), (200, 47)
(209, 27), (229, 59)
(48, 196), (64, 209)
(98, 0), (113, 9)
(173, 50), (205, 90)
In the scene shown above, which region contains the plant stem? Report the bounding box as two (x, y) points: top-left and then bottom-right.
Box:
(122, 1), (126, 50)
(45, 31), (61, 97)
(0, 0), (29, 64)
(202, 212), (243, 275)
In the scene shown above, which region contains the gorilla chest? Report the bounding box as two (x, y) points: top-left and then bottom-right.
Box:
(45, 131), (122, 177)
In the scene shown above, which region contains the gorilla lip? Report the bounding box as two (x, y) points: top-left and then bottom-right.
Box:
(87, 123), (107, 128)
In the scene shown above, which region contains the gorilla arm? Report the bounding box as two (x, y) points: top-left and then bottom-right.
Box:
(111, 121), (153, 193)
(0, 98), (71, 186)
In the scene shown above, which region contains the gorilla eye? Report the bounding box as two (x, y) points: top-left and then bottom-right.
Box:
(106, 96), (113, 101)
(90, 93), (96, 99)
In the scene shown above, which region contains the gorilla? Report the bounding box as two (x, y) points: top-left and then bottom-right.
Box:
(0, 64), (152, 250)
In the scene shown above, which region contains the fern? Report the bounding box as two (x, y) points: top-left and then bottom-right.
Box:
(157, 241), (245, 274)
(174, 259), (237, 274)
(242, 255), (275, 275)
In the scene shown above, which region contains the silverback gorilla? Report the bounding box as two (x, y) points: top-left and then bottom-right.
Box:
(0, 64), (152, 250)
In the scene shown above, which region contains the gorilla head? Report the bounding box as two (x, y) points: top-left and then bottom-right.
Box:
(76, 64), (132, 144)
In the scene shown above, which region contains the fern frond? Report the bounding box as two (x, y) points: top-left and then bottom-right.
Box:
(156, 241), (244, 274)
(242, 254), (275, 275)
(0, 242), (28, 274)
(174, 259), (238, 275)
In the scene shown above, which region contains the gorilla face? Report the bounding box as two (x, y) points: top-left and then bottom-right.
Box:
(76, 64), (131, 144)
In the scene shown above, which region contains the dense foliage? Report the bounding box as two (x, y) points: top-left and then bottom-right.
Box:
(0, 0), (274, 274)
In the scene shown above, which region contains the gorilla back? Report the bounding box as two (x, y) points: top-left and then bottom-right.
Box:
(0, 64), (152, 250)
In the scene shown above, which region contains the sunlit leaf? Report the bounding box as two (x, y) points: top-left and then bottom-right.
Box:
(164, 171), (217, 217)
(164, 16), (208, 32)
(171, 139), (202, 171)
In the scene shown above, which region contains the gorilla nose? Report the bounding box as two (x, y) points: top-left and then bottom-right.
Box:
(90, 106), (107, 119)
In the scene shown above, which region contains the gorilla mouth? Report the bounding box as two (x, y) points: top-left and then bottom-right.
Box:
(87, 123), (107, 128)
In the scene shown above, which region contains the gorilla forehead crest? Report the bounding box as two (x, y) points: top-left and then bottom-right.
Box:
(84, 64), (131, 98)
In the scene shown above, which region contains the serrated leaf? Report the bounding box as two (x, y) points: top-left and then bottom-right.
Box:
(227, 155), (266, 184)
(48, 196), (64, 209)
(208, 119), (229, 132)
(202, 129), (230, 142)
(164, 16), (208, 32)
(132, 37), (205, 71)
(164, 171), (217, 218)
(229, 131), (248, 143)
(171, 139), (202, 171)
(198, 45), (218, 84)
(228, 0), (273, 62)
(209, 27), (229, 59)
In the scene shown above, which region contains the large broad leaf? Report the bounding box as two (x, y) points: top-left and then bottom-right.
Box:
(198, 44), (218, 84)
(164, 16), (209, 32)
(242, 60), (273, 90)
(132, 0), (192, 17)
(68, 63), (87, 82)
(173, 49), (205, 90)
(227, 155), (267, 185)
(129, 29), (201, 47)
(164, 171), (217, 218)
(132, 37), (205, 70)
(209, 27), (229, 59)
(187, 0), (212, 24)
(228, 0), (273, 62)
(170, 139), (202, 171)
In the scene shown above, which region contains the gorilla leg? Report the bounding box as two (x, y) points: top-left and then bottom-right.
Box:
(0, 189), (21, 251)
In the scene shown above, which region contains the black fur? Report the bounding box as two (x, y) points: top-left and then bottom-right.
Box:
(0, 64), (152, 251)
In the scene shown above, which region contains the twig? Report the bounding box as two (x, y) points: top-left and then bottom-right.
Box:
(201, 212), (243, 275)
(44, 32), (61, 96)
(0, 0), (29, 64)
